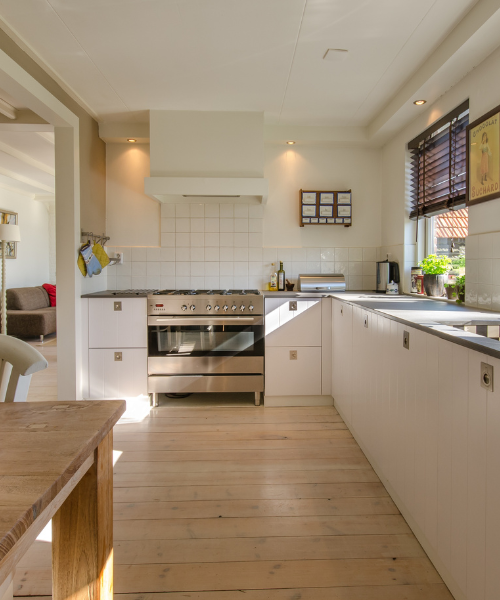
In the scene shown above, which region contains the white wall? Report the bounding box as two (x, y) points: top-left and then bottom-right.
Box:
(0, 189), (50, 288)
(105, 140), (383, 291)
(380, 44), (500, 295)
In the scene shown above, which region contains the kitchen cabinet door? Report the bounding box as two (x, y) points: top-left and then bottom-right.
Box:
(332, 300), (352, 424)
(265, 299), (321, 347)
(265, 346), (322, 396)
(88, 298), (147, 349)
(88, 348), (147, 399)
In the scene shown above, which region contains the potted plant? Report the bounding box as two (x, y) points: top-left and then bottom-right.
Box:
(444, 282), (457, 299)
(455, 274), (465, 304)
(419, 254), (452, 297)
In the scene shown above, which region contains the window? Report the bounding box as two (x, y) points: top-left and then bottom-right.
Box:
(409, 100), (469, 220)
(427, 208), (467, 274)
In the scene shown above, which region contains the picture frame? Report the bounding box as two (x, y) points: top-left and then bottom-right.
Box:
(302, 218), (311, 224)
(337, 205), (351, 217)
(467, 104), (500, 206)
(301, 191), (317, 204)
(319, 218), (327, 223)
(302, 204), (316, 217)
(310, 218), (319, 223)
(337, 192), (351, 204)
(319, 205), (333, 217)
(319, 192), (334, 204)
(327, 218), (336, 223)
(335, 218), (343, 223)
(0, 209), (18, 259)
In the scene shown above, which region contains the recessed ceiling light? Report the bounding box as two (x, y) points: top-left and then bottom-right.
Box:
(413, 100), (427, 106)
(287, 141), (296, 145)
(323, 49), (349, 62)
(127, 138), (137, 142)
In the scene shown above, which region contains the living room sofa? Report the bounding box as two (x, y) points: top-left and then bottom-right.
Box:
(6, 286), (56, 341)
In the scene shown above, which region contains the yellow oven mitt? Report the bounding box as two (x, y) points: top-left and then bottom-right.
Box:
(77, 245), (87, 277)
(93, 243), (110, 268)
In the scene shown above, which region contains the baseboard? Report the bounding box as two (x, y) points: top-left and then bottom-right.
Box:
(334, 401), (465, 600)
(264, 395), (333, 407)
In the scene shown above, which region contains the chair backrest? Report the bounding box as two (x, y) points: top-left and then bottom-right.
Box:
(0, 335), (48, 402)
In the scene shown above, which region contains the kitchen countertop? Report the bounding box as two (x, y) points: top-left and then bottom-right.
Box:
(329, 292), (500, 359)
(81, 289), (154, 298)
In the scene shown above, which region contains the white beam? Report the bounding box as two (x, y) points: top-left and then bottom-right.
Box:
(0, 140), (54, 175)
(0, 165), (54, 193)
(0, 97), (16, 120)
(0, 181), (35, 198)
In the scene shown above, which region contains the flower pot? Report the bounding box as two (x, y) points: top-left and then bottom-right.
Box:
(445, 285), (457, 300)
(423, 273), (447, 297)
(458, 290), (465, 303)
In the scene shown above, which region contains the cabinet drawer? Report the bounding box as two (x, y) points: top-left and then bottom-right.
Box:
(88, 348), (147, 399)
(265, 299), (322, 347)
(88, 298), (147, 348)
(265, 346), (321, 396)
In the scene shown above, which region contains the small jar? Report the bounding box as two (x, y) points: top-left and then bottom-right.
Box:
(411, 267), (423, 293)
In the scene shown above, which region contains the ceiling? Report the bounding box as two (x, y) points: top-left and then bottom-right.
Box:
(0, 0), (483, 126)
(0, 0), (496, 197)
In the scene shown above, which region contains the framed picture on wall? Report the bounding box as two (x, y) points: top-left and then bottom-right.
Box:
(319, 193), (334, 204)
(319, 205), (333, 217)
(0, 209), (18, 259)
(301, 191), (317, 204)
(467, 105), (500, 205)
(302, 204), (316, 217)
(337, 192), (352, 204)
(337, 205), (351, 217)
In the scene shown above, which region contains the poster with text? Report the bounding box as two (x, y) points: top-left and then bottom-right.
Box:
(468, 111), (500, 204)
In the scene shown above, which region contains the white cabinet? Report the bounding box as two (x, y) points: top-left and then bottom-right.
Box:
(88, 348), (147, 399)
(332, 296), (500, 600)
(264, 297), (329, 405)
(85, 297), (147, 399)
(89, 298), (147, 348)
(265, 347), (322, 396)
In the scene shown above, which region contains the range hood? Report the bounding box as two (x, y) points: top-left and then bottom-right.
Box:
(145, 111), (268, 204)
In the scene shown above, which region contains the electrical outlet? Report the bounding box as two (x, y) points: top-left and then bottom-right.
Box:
(289, 301), (297, 311)
(403, 330), (410, 350)
(114, 352), (122, 362)
(481, 362), (493, 391)
(114, 301), (122, 311)
(290, 350), (298, 360)
(115, 252), (124, 264)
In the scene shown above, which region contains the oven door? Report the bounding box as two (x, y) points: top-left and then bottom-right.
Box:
(147, 315), (264, 375)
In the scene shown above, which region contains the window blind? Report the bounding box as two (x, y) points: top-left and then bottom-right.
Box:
(408, 100), (469, 220)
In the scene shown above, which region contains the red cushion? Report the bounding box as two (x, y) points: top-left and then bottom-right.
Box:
(42, 284), (56, 307)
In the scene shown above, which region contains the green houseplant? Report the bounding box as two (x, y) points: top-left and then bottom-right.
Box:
(455, 274), (465, 304)
(444, 281), (457, 299)
(419, 254), (452, 297)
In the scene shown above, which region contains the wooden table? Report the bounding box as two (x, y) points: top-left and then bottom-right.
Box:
(0, 400), (126, 600)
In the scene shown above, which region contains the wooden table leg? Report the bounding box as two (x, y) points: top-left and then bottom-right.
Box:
(52, 431), (113, 600)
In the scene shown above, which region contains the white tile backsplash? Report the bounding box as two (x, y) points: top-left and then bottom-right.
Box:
(115, 205), (389, 291)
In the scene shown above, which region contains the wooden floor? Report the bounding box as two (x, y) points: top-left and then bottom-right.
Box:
(14, 391), (454, 599)
(26, 335), (57, 403)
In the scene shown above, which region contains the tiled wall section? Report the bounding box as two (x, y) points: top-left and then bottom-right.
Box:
(465, 232), (500, 310)
(106, 203), (380, 291)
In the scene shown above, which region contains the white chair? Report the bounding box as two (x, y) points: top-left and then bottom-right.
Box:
(0, 335), (48, 402)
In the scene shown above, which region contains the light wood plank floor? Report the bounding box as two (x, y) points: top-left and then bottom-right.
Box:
(26, 335), (57, 403)
(14, 396), (455, 599)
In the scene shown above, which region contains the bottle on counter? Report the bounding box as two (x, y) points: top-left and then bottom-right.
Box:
(278, 261), (285, 291)
(269, 263), (278, 291)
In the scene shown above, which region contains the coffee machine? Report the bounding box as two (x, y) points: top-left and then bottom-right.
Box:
(376, 259), (400, 293)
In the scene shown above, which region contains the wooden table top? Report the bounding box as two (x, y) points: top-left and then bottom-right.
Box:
(0, 400), (126, 564)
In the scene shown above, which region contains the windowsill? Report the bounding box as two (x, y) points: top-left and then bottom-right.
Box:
(407, 292), (459, 305)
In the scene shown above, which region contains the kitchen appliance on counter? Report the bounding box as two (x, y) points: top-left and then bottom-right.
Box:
(147, 289), (264, 407)
(298, 274), (346, 293)
(376, 260), (400, 293)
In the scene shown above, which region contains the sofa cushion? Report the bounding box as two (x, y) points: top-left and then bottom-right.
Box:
(7, 308), (56, 338)
(7, 287), (50, 311)
(42, 283), (56, 307)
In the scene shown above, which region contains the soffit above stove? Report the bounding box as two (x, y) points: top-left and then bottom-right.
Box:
(145, 110), (268, 204)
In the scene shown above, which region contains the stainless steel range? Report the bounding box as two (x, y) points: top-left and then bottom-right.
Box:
(147, 290), (264, 406)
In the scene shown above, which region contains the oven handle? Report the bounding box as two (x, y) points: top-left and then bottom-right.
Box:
(148, 316), (263, 326)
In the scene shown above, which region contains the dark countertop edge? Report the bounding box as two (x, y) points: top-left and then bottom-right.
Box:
(329, 293), (500, 360)
(81, 291), (150, 298)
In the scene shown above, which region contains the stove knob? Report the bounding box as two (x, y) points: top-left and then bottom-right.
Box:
(231, 305), (237, 312)
(240, 305), (246, 312)
(249, 304), (254, 312)
(190, 305), (196, 312)
(181, 305), (188, 311)
(223, 305), (229, 312)
(214, 305), (220, 312)
(206, 304), (212, 311)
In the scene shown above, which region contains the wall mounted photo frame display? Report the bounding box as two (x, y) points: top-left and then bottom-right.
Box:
(300, 189), (352, 227)
(337, 192), (352, 204)
(467, 104), (500, 206)
(0, 209), (18, 259)
(301, 191), (317, 204)
(319, 192), (334, 204)
(302, 204), (316, 217)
